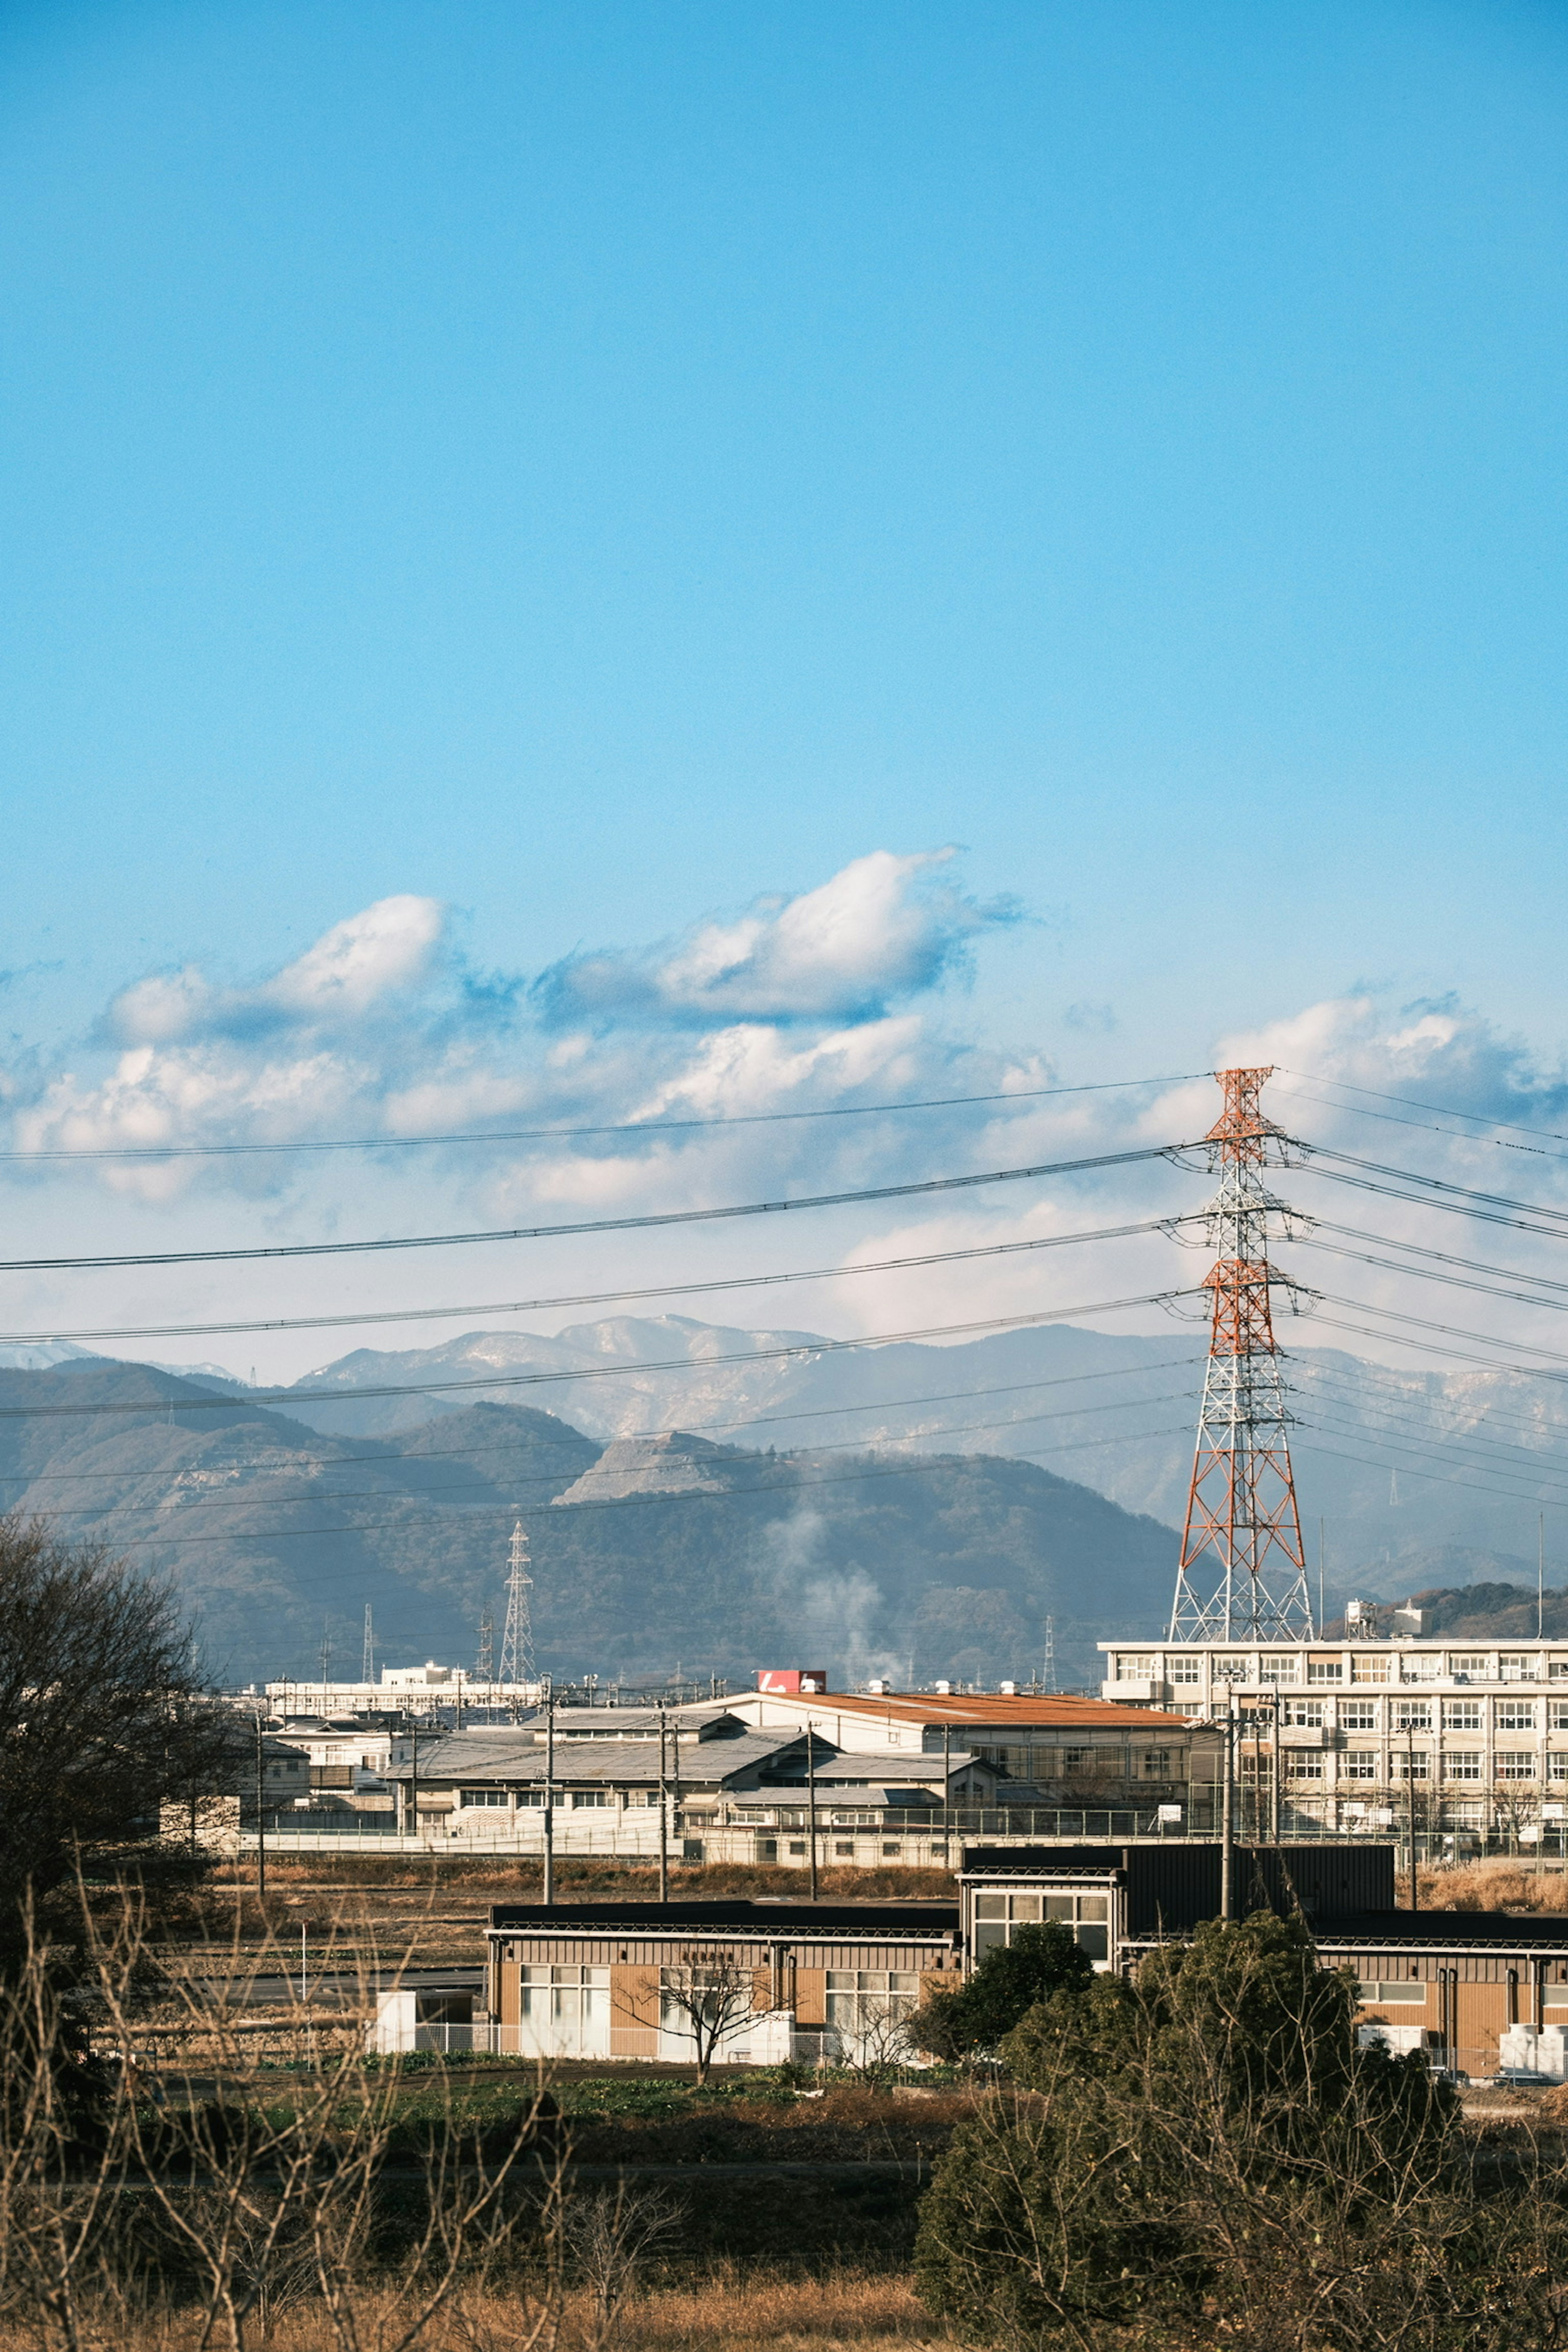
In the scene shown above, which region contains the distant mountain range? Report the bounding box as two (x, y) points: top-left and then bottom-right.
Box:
(0, 1357), (1176, 1689)
(5, 1311), (1566, 1687)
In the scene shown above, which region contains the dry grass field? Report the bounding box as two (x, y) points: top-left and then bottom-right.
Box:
(0, 2271), (946, 2352)
(194, 1858), (958, 1969)
(1403, 1859), (1568, 1912)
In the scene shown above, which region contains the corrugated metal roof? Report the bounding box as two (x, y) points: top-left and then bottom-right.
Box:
(761, 1748), (983, 1784)
(488, 1898), (959, 1935)
(552, 1704), (740, 1738)
(385, 1729), (800, 1786)
(750, 1692), (1200, 1730)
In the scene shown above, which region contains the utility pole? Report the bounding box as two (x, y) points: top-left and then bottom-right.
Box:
(455, 1671), (464, 1733)
(1318, 1519), (1325, 1639)
(1270, 1688), (1281, 1844)
(1220, 1689), (1236, 1923)
(657, 1706), (669, 1903)
(1407, 1727), (1419, 1911)
(1541, 1514), (1547, 1642)
(806, 1721), (819, 1902)
(1169, 1068), (1313, 1643)
(543, 1681), (556, 1905)
(409, 1717), (419, 1842)
(254, 1709), (267, 1899)
(942, 1722), (951, 1857)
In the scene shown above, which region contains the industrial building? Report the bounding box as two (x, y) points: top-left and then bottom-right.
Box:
(244, 1678), (1221, 1861)
(481, 1896), (960, 2065)
(379, 1708), (1000, 1863)
(958, 1839), (1568, 2082)
(1100, 1634), (1568, 1851)
(445, 1835), (1568, 2082)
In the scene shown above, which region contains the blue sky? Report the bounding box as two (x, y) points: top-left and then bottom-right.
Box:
(3, 0), (1568, 1378)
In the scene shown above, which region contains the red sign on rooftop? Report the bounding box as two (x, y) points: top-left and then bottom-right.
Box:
(756, 1669), (828, 1695)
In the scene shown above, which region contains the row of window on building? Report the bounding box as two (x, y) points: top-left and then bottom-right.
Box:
(1240, 1697), (1565, 1731)
(514, 1964), (921, 2037)
(1267, 1751), (1563, 1784)
(1116, 1651), (1568, 1688)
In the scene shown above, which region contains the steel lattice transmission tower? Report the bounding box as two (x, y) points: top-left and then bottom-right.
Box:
(499, 1521), (535, 1687)
(1169, 1066), (1315, 1642)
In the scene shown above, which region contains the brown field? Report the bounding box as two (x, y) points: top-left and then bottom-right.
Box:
(192, 1859), (958, 1967)
(0, 2272), (946, 2352)
(1401, 1859), (1568, 1913)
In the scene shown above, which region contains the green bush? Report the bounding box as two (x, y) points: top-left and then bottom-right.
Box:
(915, 1910), (1561, 2349)
(911, 1920), (1094, 2059)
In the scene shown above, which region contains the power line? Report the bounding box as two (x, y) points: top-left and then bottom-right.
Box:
(1290, 1165), (1568, 1246)
(0, 1212), (1185, 1346)
(1299, 1147), (1568, 1229)
(0, 1141), (1185, 1273)
(1299, 1402), (1568, 1501)
(0, 1070), (1208, 1163)
(1310, 1218), (1568, 1299)
(1303, 1364), (1568, 1451)
(1295, 1233), (1568, 1316)
(1294, 1424), (1568, 1516)
(1302, 1307), (1568, 1388)
(1307, 1290), (1568, 1371)
(0, 1352), (1208, 1486)
(0, 1286), (1202, 1419)
(18, 1385), (1202, 1523)
(1305, 1359), (1568, 1450)
(95, 1417), (1204, 1562)
(1281, 1067), (1568, 1153)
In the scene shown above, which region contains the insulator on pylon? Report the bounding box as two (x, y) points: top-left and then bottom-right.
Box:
(1168, 1067), (1314, 1644)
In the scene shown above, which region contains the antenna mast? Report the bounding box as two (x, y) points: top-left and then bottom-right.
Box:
(362, 1604), (374, 1685)
(1042, 1616), (1056, 1693)
(1169, 1066), (1314, 1643)
(499, 1521), (535, 1688)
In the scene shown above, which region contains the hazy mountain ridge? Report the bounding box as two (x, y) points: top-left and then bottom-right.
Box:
(0, 1360), (1178, 1688)
(276, 1314), (1568, 1589)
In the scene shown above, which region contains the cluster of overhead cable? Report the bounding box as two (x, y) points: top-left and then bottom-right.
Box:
(7, 1059), (1568, 1585)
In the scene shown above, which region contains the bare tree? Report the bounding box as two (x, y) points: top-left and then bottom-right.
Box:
(561, 2184), (683, 2350)
(0, 1874), (568, 2352)
(837, 1993), (917, 2088)
(0, 1514), (238, 1964)
(652, 1949), (759, 2083)
(1490, 1776), (1542, 1853)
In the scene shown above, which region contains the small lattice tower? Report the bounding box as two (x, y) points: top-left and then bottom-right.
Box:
(1169, 1066), (1314, 1642)
(362, 1603), (375, 1684)
(499, 1521), (535, 1688)
(476, 1609), (494, 1684)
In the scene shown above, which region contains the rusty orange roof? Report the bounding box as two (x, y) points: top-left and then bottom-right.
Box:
(802, 1692), (1200, 1733)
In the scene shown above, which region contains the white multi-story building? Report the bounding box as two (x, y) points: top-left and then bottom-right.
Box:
(1100, 1633), (1568, 1846)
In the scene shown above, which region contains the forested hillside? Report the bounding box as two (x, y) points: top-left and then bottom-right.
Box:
(0, 1361), (1177, 1687)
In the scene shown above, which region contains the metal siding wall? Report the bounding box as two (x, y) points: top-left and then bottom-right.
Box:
(1125, 1847), (1221, 1936)
(795, 1968), (827, 2025)
(609, 1963), (659, 2056)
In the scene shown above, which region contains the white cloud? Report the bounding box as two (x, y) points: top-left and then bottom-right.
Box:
(535, 849), (1018, 1026)
(5, 860), (1026, 1206)
(263, 896), (444, 1021)
(105, 895), (446, 1046)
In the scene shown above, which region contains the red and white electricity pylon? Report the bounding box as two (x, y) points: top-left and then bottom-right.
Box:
(1169, 1066), (1316, 1642)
